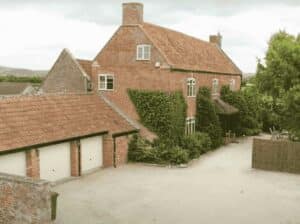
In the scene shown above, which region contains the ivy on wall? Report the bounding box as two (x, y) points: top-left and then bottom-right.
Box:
(195, 87), (223, 148)
(128, 89), (187, 144)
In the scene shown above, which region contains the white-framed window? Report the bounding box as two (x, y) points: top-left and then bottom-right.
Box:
(229, 79), (236, 91)
(185, 117), (195, 135)
(98, 74), (114, 91)
(212, 78), (219, 94)
(136, 44), (151, 60)
(187, 78), (196, 97)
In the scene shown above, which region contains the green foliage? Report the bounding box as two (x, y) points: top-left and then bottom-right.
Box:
(255, 31), (300, 138)
(282, 85), (300, 140)
(256, 31), (300, 99)
(180, 132), (212, 158)
(128, 89), (187, 144)
(195, 87), (223, 148)
(0, 75), (43, 83)
(128, 135), (189, 165)
(220, 86), (261, 136)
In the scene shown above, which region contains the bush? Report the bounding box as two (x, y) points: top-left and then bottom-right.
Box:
(128, 135), (189, 165)
(180, 132), (212, 158)
(195, 87), (223, 148)
(221, 86), (262, 136)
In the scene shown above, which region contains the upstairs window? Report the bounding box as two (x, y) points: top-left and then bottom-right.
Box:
(229, 79), (236, 91)
(187, 78), (196, 97)
(185, 117), (195, 135)
(136, 44), (151, 60)
(212, 78), (219, 94)
(98, 74), (114, 91)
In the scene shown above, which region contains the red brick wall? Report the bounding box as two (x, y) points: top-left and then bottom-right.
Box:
(70, 141), (80, 177)
(115, 136), (130, 166)
(93, 25), (241, 129)
(26, 149), (40, 179)
(103, 135), (114, 167)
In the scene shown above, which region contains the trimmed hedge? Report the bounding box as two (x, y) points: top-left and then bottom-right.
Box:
(0, 75), (43, 83)
(128, 89), (187, 144)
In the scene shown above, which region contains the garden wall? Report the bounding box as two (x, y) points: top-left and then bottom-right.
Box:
(252, 138), (300, 173)
(0, 173), (53, 224)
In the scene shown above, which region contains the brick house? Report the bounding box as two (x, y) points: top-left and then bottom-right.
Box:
(0, 94), (137, 181)
(42, 3), (242, 139)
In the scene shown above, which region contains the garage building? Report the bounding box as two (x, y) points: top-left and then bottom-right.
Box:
(0, 93), (138, 182)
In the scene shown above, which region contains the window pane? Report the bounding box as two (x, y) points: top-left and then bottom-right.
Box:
(144, 46), (150, 60)
(137, 46), (143, 60)
(99, 76), (106, 90)
(107, 76), (114, 90)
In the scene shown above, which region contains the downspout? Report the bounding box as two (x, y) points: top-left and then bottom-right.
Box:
(113, 137), (117, 168)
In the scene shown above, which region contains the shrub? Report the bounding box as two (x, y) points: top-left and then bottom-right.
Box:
(180, 132), (212, 158)
(195, 87), (223, 148)
(128, 134), (155, 163)
(128, 135), (189, 165)
(220, 85), (262, 136)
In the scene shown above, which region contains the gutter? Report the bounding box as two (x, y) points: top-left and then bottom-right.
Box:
(0, 131), (109, 156)
(170, 67), (242, 77)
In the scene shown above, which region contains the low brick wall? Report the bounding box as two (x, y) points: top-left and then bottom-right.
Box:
(0, 173), (53, 224)
(252, 138), (300, 174)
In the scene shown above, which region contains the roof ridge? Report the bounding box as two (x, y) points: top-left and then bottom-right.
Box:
(142, 22), (212, 45)
(0, 92), (95, 102)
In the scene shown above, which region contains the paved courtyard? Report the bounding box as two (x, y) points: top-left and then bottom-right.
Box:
(54, 136), (300, 224)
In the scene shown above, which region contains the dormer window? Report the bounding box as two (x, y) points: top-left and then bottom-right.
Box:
(229, 79), (236, 91)
(98, 74), (114, 91)
(137, 44), (151, 60)
(212, 78), (219, 94)
(187, 78), (196, 97)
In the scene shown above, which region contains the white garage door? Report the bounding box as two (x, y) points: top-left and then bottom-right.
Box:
(81, 136), (103, 173)
(0, 152), (26, 176)
(39, 142), (71, 181)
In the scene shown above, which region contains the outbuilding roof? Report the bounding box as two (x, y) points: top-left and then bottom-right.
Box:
(0, 93), (137, 153)
(0, 82), (32, 95)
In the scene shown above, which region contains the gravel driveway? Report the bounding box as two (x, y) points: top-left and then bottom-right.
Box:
(54, 136), (300, 224)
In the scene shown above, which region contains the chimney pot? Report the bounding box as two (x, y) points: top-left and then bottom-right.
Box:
(122, 2), (144, 25)
(209, 33), (222, 48)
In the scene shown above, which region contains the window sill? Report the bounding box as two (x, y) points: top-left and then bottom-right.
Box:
(136, 59), (151, 61)
(187, 96), (196, 98)
(98, 89), (114, 91)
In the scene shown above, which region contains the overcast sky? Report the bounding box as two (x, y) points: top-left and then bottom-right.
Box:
(0, 0), (299, 73)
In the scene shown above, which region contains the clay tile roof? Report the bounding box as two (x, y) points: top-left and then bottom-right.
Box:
(0, 93), (137, 153)
(214, 97), (239, 115)
(77, 59), (92, 76)
(0, 82), (31, 95)
(141, 23), (242, 75)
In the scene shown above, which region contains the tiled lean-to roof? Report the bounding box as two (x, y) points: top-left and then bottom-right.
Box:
(0, 82), (32, 95)
(0, 93), (137, 153)
(141, 22), (242, 75)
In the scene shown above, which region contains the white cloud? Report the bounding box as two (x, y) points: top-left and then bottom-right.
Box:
(0, 3), (299, 73)
(0, 7), (117, 69)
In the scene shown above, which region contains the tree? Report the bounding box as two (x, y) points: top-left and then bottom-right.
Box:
(255, 31), (300, 138)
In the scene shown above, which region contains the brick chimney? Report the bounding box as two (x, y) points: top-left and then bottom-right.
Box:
(209, 33), (222, 48)
(122, 2), (143, 25)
